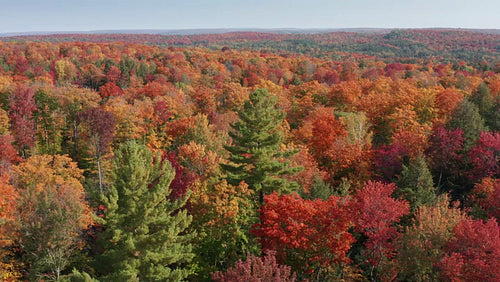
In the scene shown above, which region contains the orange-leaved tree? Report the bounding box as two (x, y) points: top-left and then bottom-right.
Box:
(12, 154), (92, 280)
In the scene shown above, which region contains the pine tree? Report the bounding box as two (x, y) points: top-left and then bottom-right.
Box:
(96, 141), (194, 281)
(447, 99), (486, 151)
(221, 88), (300, 202)
(396, 155), (436, 213)
(470, 83), (494, 121)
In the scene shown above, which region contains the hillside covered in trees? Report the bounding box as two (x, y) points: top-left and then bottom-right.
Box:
(2, 29), (500, 64)
(0, 30), (499, 281)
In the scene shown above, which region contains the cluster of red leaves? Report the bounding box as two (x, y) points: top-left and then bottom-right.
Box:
(211, 251), (296, 282)
(308, 107), (347, 164)
(0, 134), (21, 173)
(8, 84), (37, 151)
(426, 127), (464, 173)
(252, 192), (354, 271)
(438, 218), (500, 281)
(352, 181), (410, 266)
(468, 131), (500, 180)
(98, 82), (123, 99)
(163, 151), (196, 200)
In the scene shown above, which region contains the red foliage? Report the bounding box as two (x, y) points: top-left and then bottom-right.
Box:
(243, 72), (260, 87)
(165, 116), (195, 140)
(438, 218), (500, 281)
(352, 181), (409, 266)
(9, 84), (37, 152)
(252, 192), (354, 271)
(0, 134), (21, 173)
(78, 107), (116, 157)
(307, 107), (346, 165)
(163, 151), (196, 200)
(14, 56), (30, 75)
(106, 65), (121, 83)
(152, 100), (173, 125)
(98, 82), (123, 99)
(468, 131), (500, 181)
(191, 87), (217, 116)
(211, 251), (296, 282)
(141, 81), (167, 98)
(426, 127), (464, 173)
(374, 142), (408, 180)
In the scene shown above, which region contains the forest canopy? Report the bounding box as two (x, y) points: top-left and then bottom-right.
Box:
(0, 30), (499, 281)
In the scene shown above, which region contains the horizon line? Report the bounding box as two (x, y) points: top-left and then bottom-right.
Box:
(2, 27), (500, 37)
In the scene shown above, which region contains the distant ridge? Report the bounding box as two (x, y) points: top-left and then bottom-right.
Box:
(1, 28), (498, 64)
(0, 28), (390, 37)
(2, 27), (499, 37)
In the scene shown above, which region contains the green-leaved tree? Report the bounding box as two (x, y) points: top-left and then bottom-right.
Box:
(221, 88), (301, 202)
(396, 155), (436, 213)
(96, 141), (194, 281)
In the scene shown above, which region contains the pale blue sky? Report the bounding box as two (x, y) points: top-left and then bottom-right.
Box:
(0, 0), (499, 33)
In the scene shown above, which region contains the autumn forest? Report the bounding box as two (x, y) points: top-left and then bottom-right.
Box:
(0, 29), (499, 281)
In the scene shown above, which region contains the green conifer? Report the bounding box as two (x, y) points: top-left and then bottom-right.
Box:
(96, 141), (194, 281)
(396, 155), (436, 212)
(447, 99), (486, 150)
(221, 88), (300, 202)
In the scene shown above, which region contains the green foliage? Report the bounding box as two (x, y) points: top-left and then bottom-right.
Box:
(119, 55), (137, 78)
(189, 177), (258, 280)
(447, 99), (486, 150)
(61, 269), (99, 282)
(12, 154), (91, 281)
(301, 175), (335, 200)
(471, 82), (500, 131)
(471, 83), (494, 116)
(396, 155), (436, 212)
(393, 195), (465, 281)
(34, 88), (63, 154)
(221, 88), (301, 200)
(301, 175), (350, 200)
(95, 141), (194, 281)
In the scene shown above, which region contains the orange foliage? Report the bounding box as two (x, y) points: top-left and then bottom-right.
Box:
(285, 145), (327, 193)
(177, 141), (221, 178)
(0, 174), (17, 247)
(12, 154), (92, 229)
(469, 178), (500, 219)
(435, 87), (464, 117)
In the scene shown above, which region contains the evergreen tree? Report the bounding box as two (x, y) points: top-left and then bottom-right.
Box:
(221, 88), (300, 202)
(486, 98), (500, 132)
(96, 141), (194, 281)
(446, 99), (486, 151)
(396, 155), (436, 213)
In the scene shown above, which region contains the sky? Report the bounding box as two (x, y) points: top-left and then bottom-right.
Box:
(0, 0), (499, 33)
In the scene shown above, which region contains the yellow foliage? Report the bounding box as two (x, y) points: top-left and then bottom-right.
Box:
(0, 76), (13, 94)
(0, 108), (9, 135)
(0, 250), (22, 282)
(190, 179), (253, 228)
(54, 58), (77, 83)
